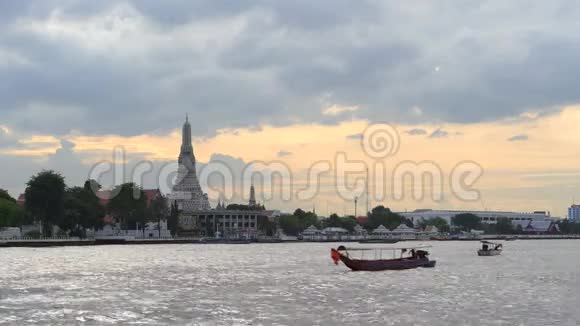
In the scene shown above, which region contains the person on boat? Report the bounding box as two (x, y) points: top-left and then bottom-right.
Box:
(416, 250), (428, 259)
(410, 249), (416, 259)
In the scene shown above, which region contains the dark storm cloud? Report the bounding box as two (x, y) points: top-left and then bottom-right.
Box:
(1, 0), (579, 138)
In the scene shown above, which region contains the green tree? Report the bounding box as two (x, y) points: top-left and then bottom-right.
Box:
(323, 213), (341, 228)
(226, 203), (265, 211)
(279, 214), (301, 236)
(257, 215), (276, 236)
(107, 183), (147, 229)
(0, 198), (25, 227)
(496, 217), (514, 234)
(322, 214), (358, 232)
(339, 216), (358, 232)
(168, 201), (180, 236)
(557, 220), (580, 235)
(146, 192), (168, 238)
(278, 209), (320, 236)
(62, 185), (105, 237)
(24, 170), (66, 236)
(365, 205), (403, 230)
(451, 213), (481, 232)
(0, 189), (16, 203)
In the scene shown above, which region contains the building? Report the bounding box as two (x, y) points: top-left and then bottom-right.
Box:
(180, 210), (264, 239)
(182, 184), (277, 238)
(568, 205), (580, 220)
(163, 117), (282, 237)
(423, 225), (439, 235)
(170, 114), (210, 214)
(512, 220), (560, 234)
(400, 209), (548, 226)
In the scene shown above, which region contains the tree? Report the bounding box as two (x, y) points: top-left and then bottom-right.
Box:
(0, 189), (16, 203)
(365, 205), (403, 230)
(84, 179), (101, 193)
(322, 214), (358, 232)
(168, 201), (180, 236)
(146, 193), (168, 238)
(419, 217), (450, 233)
(339, 216), (358, 232)
(278, 215), (301, 236)
(226, 203), (265, 211)
(557, 219), (580, 235)
(323, 213), (341, 228)
(0, 198), (25, 228)
(62, 185), (105, 237)
(257, 215), (276, 236)
(451, 213), (481, 232)
(278, 209), (320, 236)
(107, 183), (147, 229)
(24, 170), (66, 236)
(496, 217), (514, 234)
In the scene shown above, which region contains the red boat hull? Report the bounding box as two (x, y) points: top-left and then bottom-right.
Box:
(334, 251), (436, 271)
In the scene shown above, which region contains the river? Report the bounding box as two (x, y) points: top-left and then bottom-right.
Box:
(1, 241), (579, 325)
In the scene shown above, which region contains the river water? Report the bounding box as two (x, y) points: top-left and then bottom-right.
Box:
(1, 241), (579, 325)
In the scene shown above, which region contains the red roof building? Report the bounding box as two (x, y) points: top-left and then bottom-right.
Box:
(357, 216), (368, 225)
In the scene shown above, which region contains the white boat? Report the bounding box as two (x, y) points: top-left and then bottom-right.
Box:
(477, 241), (502, 256)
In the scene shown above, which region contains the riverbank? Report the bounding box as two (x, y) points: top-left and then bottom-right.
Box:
(0, 238), (256, 248)
(2, 234), (580, 247)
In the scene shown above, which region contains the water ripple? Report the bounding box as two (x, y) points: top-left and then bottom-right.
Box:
(1, 241), (580, 325)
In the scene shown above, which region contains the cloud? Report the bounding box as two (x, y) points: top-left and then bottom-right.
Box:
(507, 134), (529, 142)
(346, 133), (363, 140)
(405, 128), (427, 136)
(410, 106), (423, 117)
(2, 1), (578, 139)
(277, 150), (292, 157)
(322, 104), (359, 116)
(429, 128), (449, 138)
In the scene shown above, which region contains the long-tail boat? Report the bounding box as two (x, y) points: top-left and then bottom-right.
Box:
(477, 241), (502, 256)
(330, 245), (436, 271)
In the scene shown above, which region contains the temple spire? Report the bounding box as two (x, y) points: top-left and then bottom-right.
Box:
(181, 114), (193, 156)
(249, 184), (256, 207)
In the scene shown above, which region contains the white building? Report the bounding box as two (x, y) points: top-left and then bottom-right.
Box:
(568, 205), (580, 220)
(0, 227), (21, 240)
(186, 210), (262, 239)
(400, 209), (548, 226)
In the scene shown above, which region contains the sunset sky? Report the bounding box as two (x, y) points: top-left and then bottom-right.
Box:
(1, 1), (580, 217)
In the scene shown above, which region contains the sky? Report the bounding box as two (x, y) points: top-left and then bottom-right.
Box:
(1, 1), (580, 217)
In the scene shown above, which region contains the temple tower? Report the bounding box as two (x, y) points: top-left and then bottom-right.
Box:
(249, 184), (257, 208)
(171, 115), (210, 212)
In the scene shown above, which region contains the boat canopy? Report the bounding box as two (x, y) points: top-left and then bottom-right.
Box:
(338, 245), (432, 251)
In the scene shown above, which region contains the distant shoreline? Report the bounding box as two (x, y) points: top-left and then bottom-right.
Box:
(2, 236), (580, 248)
